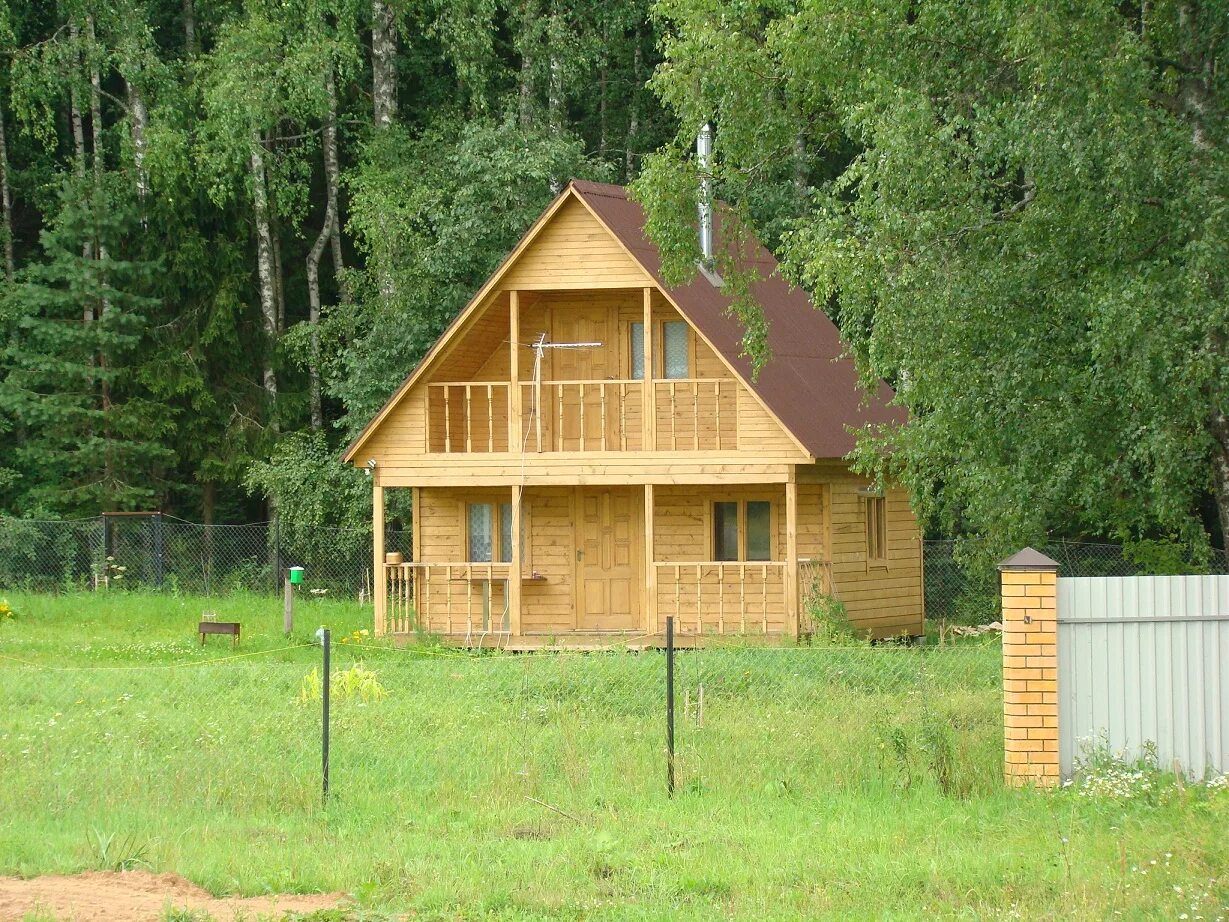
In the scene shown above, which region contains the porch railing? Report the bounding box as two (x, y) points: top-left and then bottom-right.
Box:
(426, 383), (511, 453)
(386, 562), (512, 634)
(655, 562), (787, 634)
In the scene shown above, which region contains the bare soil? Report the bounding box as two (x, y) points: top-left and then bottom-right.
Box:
(0, 870), (346, 921)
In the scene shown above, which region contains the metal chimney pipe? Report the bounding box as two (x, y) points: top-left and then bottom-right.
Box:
(697, 123), (713, 263)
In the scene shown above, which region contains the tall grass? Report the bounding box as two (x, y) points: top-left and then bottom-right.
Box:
(1, 591), (1227, 920)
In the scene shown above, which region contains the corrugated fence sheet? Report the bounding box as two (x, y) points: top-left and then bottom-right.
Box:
(1058, 575), (1229, 780)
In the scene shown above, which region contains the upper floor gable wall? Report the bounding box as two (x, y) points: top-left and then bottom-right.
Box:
(501, 197), (653, 290)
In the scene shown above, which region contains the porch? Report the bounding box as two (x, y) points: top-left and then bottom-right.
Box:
(374, 481), (832, 643)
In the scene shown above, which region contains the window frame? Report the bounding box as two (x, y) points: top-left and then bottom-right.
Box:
(709, 498), (776, 563)
(865, 494), (888, 567)
(628, 319), (694, 380)
(466, 500), (515, 563)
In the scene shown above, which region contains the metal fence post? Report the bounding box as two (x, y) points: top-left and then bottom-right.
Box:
(322, 627), (330, 802)
(666, 615), (675, 797)
(273, 518), (282, 597)
(154, 513), (165, 590)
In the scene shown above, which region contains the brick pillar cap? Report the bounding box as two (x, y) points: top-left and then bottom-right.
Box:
(998, 547), (1060, 571)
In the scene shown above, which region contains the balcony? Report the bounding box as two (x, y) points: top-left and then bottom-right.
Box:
(426, 378), (743, 454)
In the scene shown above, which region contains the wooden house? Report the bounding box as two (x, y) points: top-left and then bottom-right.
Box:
(342, 181), (924, 644)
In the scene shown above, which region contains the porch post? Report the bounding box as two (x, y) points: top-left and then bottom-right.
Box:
(509, 290), (521, 450)
(785, 472), (799, 639)
(642, 287), (655, 452)
(644, 483), (657, 636)
(509, 485), (523, 636)
(373, 476), (386, 635)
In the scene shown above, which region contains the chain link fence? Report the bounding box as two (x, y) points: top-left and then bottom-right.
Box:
(1, 517), (1224, 629)
(0, 514), (411, 599)
(0, 636), (1004, 832)
(922, 539), (1229, 626)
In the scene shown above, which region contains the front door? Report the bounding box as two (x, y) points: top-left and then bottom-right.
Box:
(576, 486), (641, 631)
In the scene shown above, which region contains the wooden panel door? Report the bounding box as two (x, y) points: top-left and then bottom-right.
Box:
(550, 308), (615, 450)
(576, 486), (641, 631)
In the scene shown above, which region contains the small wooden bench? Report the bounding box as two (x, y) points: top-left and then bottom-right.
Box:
(198, 620), (241, 647)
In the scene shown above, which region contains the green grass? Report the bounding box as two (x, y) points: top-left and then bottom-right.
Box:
(1, 591), (1228, 920)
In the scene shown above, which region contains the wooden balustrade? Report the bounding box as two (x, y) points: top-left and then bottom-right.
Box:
(520, 380), (644, 452)
(386, 562), (512, 635)
(426, 383), (511, 453)
(654, 562), (787, 634)
(653, 380), (737, 451)
(425, 378), (742, 453)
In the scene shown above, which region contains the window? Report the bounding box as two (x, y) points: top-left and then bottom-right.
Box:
(714, 501), (739, 561)
(630, 322), (645, 380)
(712, 500), (773, 562)
(866, 495), (887, 563)
(468, 502), (513, 562)
(628, 320), (690, 379)
(663, 321), (689, 378)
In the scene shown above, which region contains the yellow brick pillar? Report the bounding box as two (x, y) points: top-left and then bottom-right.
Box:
(998, 548), (1060, 787)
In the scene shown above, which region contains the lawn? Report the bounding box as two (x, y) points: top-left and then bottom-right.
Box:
(1, 591), (1227, 920)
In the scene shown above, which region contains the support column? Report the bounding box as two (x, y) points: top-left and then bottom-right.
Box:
(642, 287), (656, 452)
(784, 472), (799, 639)
(999, 548), (1060, 787)
(509, 291), (521, 450)
(644, 483), (657, 635)
(373, 477), (386, 635)
(509, 485), (523, 636)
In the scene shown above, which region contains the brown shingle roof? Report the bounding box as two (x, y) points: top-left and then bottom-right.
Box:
(571, 180), (904, 459)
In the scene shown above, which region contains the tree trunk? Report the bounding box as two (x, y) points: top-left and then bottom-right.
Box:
(598, 62), (607, 160)
(1211, 407), (1229, 550)
(517, 0), (536, 130)
(306, 71), (342, 431)
(271, 215), (285, 333)
(69, 19), (93, 293)
(323, 68), (345, 298)
(127, 78), (150, 205)
(793, 130), (807, 201)
(182, 0), (197, 57)
(250, 133), (280, 424)
(625, 39), (641, 180)
(372, 0), (397, 130)
(546, 2), (563, 192)
(0, 97), (14, 278)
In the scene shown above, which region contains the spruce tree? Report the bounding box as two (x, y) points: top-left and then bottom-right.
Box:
(0, 178), (174, 514)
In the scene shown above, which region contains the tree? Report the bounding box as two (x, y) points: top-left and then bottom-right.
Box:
(636, 0), (1229, 552)
(0, 179), (174, 514)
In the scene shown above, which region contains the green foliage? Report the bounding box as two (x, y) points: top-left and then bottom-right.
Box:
(800, 592), (864, 646)
(334, 116), (610, 432)
(0, 179), (175, 515)
(297, 662), (388, 704)
(640, 0), (1229, 551)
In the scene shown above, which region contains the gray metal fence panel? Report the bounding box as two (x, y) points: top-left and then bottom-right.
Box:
(1058, 575), (1229, 780)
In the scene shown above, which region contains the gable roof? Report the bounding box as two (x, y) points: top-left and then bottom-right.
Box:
(344, 180), (903, 463)
(570, 180), (903, 459)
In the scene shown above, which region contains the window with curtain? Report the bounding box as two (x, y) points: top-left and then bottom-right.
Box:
(468, 502), (516, 563)
(713, 501), (739, 561)
(629, 322), (644, 380)
(663, 321), (689, 378)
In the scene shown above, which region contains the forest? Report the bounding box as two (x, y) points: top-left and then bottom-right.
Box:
(0, 0), (1225, 556)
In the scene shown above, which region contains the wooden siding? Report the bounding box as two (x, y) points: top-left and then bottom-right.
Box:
(501, 197), (652, 289)
(815, 468), (923, 638)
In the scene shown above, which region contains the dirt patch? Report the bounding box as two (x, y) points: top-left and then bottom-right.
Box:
(0, 870), (346, 921)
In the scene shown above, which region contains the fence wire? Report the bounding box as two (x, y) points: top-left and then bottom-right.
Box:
(2, 517), (1225, 628)
(921, 539), (1229, 626)
(0, 515), (411, 599)
(0, 640), (1005, 828)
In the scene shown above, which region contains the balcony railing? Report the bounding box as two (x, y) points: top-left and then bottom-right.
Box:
(521, 380), (644, 452)
(426, 378), (747, 453)
(426, 383), (510, 453)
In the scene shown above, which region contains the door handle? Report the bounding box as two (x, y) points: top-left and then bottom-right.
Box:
(576, 548), (584, 562)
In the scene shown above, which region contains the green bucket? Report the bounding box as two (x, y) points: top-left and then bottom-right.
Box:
(288, 566), (305, 586)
